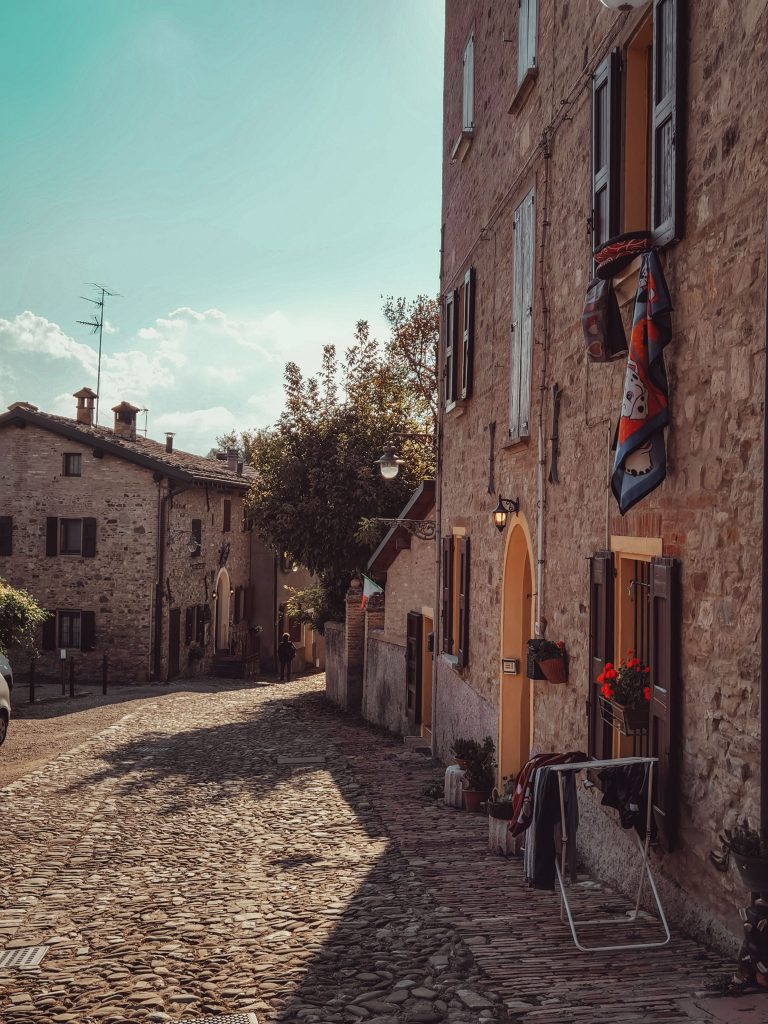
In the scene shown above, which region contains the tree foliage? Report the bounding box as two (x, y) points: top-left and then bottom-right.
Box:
(241, 298), (438, 627)
(0, 578), (49, 657)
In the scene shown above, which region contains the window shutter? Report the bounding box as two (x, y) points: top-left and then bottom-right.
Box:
(649, 556), (680, 849)
(511, 192), (534, 440)
(80, 611), (96, 652)
(185, 606), (194, 644)
(444, 290), (458, 405)
(518, 0), (537, 84)
(191, 519), (202, 557)
(457, 537), (470, 669)
(46, 517), (58, 557)
(223, 500), (232, 533)
(462, 34), (474, 130)
(42, 612), (56, 651)
(588, 551), (614, 760)
(0, 516), (12, 556)
(441, 535), (454, 653)
(461, 267), (475, 400)
(82, 517), (97, 558)
(592, 49), (621, 252)
(651, 0), (685, 246)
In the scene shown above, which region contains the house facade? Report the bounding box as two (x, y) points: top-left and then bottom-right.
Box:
(437, 0), (767, 946)
(0, 390), (254, 683)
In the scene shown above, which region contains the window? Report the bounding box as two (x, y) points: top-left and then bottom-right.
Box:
(222, 499), (231, 533)
(288, 616), (302, 643)
(510, 191), (535, 440)
(517, 0), (537, 87)
(443, 268), (475, 407)
(0, 516), (12, 556)
(60, 518), (83, 555)
(59, 610), (81, 649)
(63, 453), (82, 477)
(462, 33), (474, 131)
(441, 534), (470, 668)
(591, 0), (684, 252)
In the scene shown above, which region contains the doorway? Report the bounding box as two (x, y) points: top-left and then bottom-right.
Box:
(499, 518), (535, 783)
(420, 613), (434, 741)
(168, 607), (181, 679)
(406, 611), (423, 732)
(215, 568), (231, 652)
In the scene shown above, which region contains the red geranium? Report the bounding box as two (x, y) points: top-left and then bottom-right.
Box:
(598, 651), (651, 709)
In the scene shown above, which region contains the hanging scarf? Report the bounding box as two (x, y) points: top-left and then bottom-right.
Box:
(611, 250), (672, 515)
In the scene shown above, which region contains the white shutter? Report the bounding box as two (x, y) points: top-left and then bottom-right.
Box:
(518, 0), (537, 85)
(463, 34), (474, 130)
(510, 190), (535, 439)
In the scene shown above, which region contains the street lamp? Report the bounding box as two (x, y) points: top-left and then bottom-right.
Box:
(492, 495), (520, 532)
(376, 443), (405, 480)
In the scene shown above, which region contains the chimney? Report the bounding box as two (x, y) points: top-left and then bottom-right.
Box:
(111, 401), (140, 440)
(227, 448), (238, 472)
(165, 432), (175, 453)
(73, 387), (97, 426)
(236, 460), (243, 476)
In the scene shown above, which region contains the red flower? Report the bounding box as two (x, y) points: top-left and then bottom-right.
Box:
(601, 683), (614, 700)
(643, 687), (651, 702)
(605, 668), (617, 680)
(605, 662), (614, 670)
(644, 666), (650, 674)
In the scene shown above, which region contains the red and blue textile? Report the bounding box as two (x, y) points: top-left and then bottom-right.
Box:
(611, 250), (672, 515)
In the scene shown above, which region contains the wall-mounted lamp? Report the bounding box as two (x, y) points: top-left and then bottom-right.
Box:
(376, 443), (405, 480)
(492, 495), (520, 532)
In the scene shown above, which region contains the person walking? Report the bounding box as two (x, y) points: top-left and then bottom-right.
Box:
(278, 632), (297, 682)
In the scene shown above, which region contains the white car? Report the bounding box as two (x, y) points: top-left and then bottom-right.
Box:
(0, 653), (12, 746)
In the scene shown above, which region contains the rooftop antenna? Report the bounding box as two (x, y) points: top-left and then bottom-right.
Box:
(77, 283), (121, 425)
(139, 407), (149, 437)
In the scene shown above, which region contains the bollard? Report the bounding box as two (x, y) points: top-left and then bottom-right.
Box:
(69, 657), (75, 699)
(60, 656), (66, 696)
(102, 654), (108, 695)
(29, 655), (35, 705)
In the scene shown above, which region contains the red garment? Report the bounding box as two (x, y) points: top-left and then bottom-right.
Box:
(508, 751), (588, 837)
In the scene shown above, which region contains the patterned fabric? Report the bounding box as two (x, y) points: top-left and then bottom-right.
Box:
(581, 276), (627, 362)
(611, 250), (673, 516)
(594, 231), (652, 281)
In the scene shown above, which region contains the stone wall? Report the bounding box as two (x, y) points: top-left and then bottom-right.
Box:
(362, 633), (408, 737)
(433, 658), (498, 764)
(440, 0), (768, 943)
(382, 535), (435, 644)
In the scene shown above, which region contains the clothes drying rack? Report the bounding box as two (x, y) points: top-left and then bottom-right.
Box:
(547, 755), (671, 953)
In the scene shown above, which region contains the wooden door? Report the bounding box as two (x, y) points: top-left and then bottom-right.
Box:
(168, 608), (181, 679)
(406, 612), (423, 731)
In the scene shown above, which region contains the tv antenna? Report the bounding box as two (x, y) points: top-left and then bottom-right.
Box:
(77, 283), (121, 425)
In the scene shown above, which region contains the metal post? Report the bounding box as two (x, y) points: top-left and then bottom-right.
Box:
(60, 657), (66, 696)
(102, 654), (108, 695)
(29, 656), (35, 705)
(69, 657), (75, 699)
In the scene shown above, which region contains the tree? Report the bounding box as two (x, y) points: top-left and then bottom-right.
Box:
(243, 298), (438, 629)
(0, 579), (49, 657)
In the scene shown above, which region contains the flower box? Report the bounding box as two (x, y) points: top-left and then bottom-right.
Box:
(599, 695), (649, 736)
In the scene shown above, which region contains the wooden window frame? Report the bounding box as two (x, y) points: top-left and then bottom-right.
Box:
(462, 31), (474, 132)
(58, 610), (81, 649)
(59, 518), (83, 555)
(63, 453), (82, 477)
(517, 0), (537, 87)
(510, 190), (535, 441)
(444, 290), (458, 407)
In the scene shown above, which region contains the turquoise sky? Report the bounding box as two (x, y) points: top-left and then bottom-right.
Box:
(0, 0), (444, 451)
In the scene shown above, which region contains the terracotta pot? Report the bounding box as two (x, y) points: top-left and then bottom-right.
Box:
(539, 656), (567, 684)
(463, 789), (486, 813)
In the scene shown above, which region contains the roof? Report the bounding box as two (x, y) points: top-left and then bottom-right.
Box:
(0, 406), (255, 490)
(367, 480), (436, 576)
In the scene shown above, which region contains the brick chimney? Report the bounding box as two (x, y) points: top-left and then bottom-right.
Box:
(227, 448), (238, 472)
(165, 433), (175, 453)
(111, 401), (140, 440)
(74, 387), (97, 426)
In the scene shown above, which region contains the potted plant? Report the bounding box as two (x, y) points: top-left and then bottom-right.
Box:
(488, 774), (516, 820)
(450, 737), (475, 771)
(462, 736), (496, 813)
(720, 820), (768, 892)
(598, 651), (651, 732)
(527, 639), (568, 684)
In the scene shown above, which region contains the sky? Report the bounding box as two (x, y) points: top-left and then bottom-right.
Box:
(0, 0), (444, 453)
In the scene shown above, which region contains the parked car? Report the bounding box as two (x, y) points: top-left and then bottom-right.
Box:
(0, 653), (12, 746)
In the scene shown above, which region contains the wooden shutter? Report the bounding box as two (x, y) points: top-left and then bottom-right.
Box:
(46, 516), (58, 556)
(649, 556), (680, 849)
(510, 191), (534, 440)
(191, 519), (202, 557)
(444, 290), (458, 406)
(0, 516), (12, 556)
(42, 612), (56, 651)
(518, 0), (537, 84)
(461, 267), (475, 400)
(457, 537), (470, 669)
(441, 535), (454, 653)
(80, 611), (96, 652)
(185, 606), (194, 644)
(592, 49), (621, 252)
(462, 33), (474, 130)
(223, 500), (232, 533)
(82, 517), (97, 557)
(406, 611), (423, 730)
(588, 551), (614, 760)
(651, 0), (685, 246)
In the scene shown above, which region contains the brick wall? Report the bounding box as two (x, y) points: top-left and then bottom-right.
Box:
(382, 536), (435, 644)
(440, 0), (768, 943)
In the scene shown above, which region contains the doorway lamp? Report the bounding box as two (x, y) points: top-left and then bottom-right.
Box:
(376, 432), (435, 480)
(492, 495), (520, 532)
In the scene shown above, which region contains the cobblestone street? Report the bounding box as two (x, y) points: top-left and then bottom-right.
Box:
(0, 675), (756, 1024)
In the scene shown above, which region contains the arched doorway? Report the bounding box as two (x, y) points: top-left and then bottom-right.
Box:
(215, 567), (231, 652)
(499, 517), (535, 783)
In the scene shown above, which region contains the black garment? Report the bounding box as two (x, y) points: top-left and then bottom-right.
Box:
(278, 638), (296, 681)
(598, 762), (655, 839)
(528, 763), (582, 891)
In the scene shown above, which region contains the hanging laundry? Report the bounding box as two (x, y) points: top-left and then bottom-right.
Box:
(611, 249), (673, 515)
(581, 276), (627, 362)
(598, 761), (655, 840)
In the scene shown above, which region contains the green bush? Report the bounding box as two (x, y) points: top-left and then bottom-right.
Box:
(0, 578), (49, 657)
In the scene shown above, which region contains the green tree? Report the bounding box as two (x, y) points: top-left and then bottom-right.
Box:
(243, 298), (438, 629)
(0, 579), (49, 657)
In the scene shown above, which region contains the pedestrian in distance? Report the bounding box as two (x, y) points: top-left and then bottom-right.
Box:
(278, 632), (297, 682)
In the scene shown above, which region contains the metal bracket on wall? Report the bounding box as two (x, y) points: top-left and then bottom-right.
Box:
(372, 518), (436, 541)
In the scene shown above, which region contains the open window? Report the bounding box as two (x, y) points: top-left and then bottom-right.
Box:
(441, 534), (470, 668)
(451, 30), (475, 161)
(444, 269), (475, 407)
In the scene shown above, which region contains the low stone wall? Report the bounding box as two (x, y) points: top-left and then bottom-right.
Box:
(324, 621), (345, 708)
(362, 632), (407, 737)
(433, 660), (498, 762)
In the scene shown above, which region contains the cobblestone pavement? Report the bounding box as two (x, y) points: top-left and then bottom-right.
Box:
(0, 675), (752, 1024)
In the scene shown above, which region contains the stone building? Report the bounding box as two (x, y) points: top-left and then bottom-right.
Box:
(436, 0), (767, 946)
(0, 390), (255, 683)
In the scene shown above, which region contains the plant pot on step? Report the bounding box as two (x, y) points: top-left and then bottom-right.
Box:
(463, 789), (488, 813)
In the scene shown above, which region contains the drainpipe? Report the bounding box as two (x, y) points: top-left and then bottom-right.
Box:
(273, 552), (279, 674)
(761, 221), (768, 838)
(152, 480), (187, 681)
